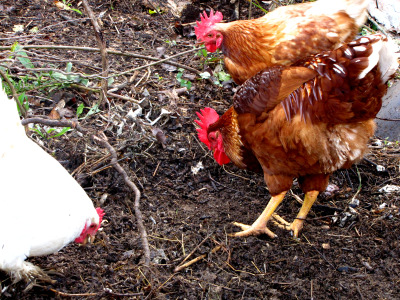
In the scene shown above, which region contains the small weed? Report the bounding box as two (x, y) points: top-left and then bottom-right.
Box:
(384, 137), (390, 146)
(165, 40), (177, 47)
(199, 70), (231, 87)
(196, 48), (222, 67)
(2, 42), (99, 138)
(31, 124), (71, 139)
(249, 0), (268, 14)
(78, 102), (101, 120)
(195, 48), (232, 86)
(17, 93), (29, 115)
(3, 42), (90, 95)
(176, 68), (192, 90)
(154, 73), (163, 81)
(61, 0), (82, 14)
(148, 7), (164, 15)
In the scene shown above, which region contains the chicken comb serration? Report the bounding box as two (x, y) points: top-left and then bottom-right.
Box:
(195, 107), (220, 149)
(96, 207), (105, 220)
(95, 207), (105, 230)
(195, 10), (223, 40)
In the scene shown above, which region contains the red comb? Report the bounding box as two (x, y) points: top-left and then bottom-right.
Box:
(195, 10), (223, 40)
(195, 107), (219, 149)
(96, 207), (105, 222)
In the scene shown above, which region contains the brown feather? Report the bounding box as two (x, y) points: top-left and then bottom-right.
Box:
(213, 2), (359, 84)
(207, 35), (395, 197)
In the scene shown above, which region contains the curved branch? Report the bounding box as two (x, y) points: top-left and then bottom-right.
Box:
(82, 0), (109, 105)
(21, 117), (87, 134)
(92, 133), (151, 268)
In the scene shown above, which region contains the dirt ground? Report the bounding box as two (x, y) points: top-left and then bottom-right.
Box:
(1, 0), (399, 299)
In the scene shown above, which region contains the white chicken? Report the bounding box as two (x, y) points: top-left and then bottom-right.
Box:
(0, 81), (104, 284)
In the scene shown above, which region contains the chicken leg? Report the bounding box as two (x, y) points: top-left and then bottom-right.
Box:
(272, 190), (319, 237)
(291, 190), (319, 237)
(232, 191), (287, 238)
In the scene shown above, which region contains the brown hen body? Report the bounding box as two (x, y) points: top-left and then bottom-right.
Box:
(224, 37), (390, 195)
(203, 34), (397, 237)
(238, 107), (376, 195)
(215, 3), (360, 84)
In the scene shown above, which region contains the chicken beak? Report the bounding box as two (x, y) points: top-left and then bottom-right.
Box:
(82, 234), (96, 245)
(88, 234), (96, 244)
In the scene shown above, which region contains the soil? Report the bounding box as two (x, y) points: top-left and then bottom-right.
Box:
(1, 1), (399, 299)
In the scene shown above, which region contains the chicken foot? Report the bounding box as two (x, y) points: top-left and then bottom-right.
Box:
(272, 190), (319, 238)
(231, 191), (287, 238)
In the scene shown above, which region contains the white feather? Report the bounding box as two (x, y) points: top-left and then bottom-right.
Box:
(358, 36), (399, 80)
(0, 82), (100, 282)
(377, 37), (399, 83)
(358, 38), (383, 79)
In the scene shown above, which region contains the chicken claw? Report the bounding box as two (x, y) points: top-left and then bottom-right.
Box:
(233, 213), (290, 237)
(230, 192), (286, 238)
(272, 190), (319, 238)
(271, 213), (291, 227)
(231, 221), (277, 238)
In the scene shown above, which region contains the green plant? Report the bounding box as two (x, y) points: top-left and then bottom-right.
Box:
(176, 68), (192, 90)
(4, 42), (90, 95)
(77, 102), (101, 120)
(61, 0), (82, 14)
(195, 47), (232, 86)
(17, 93), (29, 115)
(165, 40), (177, 47)
(199, 68), (231, 87)
(154, 73), (163, 81)
(196, 48), (222, 67)
(249, 0), (268, 14)
(31, 124), (71, 139)
(148, 7), (164, 15)
(50, 62), (89, 87)
(384, 137), (390, 146)
(2, 42), (99, 138)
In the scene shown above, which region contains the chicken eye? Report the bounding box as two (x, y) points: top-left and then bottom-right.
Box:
(207, 33), (213, 38)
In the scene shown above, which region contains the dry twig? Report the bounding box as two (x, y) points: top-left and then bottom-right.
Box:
(81, 0), (109, 106)
(48, 287), (143, 298)
(21, 117), (87, 134)
(174, 234), (212, 271)
(0, 44), (202, 75)
(174, 244), (222, 272)
(92, 133), (151, 269)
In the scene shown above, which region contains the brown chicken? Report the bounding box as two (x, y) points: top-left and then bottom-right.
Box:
(195, 34), (398, 238)
(195, 0), (369, 84)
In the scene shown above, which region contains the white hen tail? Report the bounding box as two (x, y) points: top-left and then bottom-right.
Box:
(378, 37), (399, 83)
(352, 35), (399, 82)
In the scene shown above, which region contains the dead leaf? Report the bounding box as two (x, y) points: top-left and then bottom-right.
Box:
(54, 0), (71, 10)
(48, 99), (65, 120)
